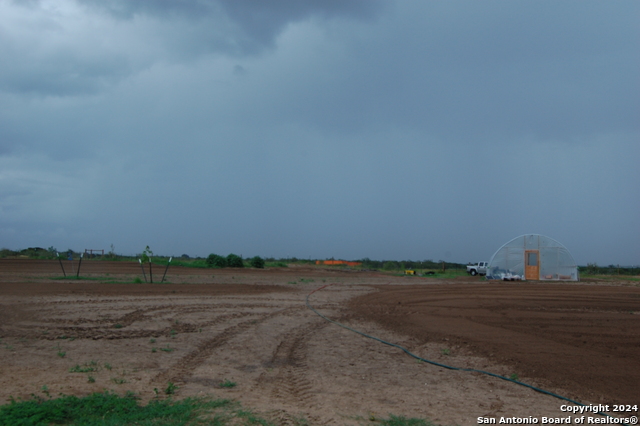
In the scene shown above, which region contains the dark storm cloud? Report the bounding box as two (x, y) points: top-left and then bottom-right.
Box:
(2, 0), (383, 97)
(216, 0), (383, 51)
(79, 0), (384, 54)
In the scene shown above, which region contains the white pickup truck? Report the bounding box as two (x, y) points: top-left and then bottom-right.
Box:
(467, 261), (488, 276)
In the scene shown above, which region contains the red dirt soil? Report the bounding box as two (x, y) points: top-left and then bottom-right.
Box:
(347, 283), (640, 405)
(1, 259), (639, 425)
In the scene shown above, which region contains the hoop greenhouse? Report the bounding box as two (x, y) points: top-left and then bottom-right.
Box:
(486, 234), (578, 281)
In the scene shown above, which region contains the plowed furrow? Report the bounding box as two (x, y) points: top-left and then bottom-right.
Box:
(153, 308), (296, 385)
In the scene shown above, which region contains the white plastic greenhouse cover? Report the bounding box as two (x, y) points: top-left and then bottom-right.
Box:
(486, 234), (579, 281)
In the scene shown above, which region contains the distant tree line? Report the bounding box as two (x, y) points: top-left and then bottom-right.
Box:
(3, 248), (636, 276)
(579, 263), (640, 276)
(0, 247), (61, 259)
(356, 258), (466, 271)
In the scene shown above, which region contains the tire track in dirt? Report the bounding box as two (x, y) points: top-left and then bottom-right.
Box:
(153, 307), (299, 386)
(26, 304), (179, 326)
(0, 310), (263, 340)
(257, 320), (327, 411)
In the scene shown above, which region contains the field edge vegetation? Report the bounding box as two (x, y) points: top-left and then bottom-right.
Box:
(2, 247), (638, 276)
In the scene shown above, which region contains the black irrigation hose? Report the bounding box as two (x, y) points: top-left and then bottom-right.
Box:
(306, 283), (630, 425)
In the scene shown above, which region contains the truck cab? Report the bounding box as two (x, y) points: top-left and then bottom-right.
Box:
(467, 262), (488, 276)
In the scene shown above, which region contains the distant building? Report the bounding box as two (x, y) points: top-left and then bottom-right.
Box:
(486, 234), (578, 281)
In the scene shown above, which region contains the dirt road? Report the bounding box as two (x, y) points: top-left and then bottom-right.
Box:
(0, 259), (638, 425)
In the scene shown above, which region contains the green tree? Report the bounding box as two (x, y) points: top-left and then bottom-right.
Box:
(226, 253), (244, 268)
(141, 246), (153, 263)
(249, 256), (265, 269)
(206, 254), (227, 268)
(383, 261), (398, 271)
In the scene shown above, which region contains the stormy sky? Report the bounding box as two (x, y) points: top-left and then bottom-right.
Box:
(1, 0), (638, 265)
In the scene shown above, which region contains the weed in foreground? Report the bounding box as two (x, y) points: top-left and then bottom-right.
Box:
(40, 386), (50, 399)
(291, 415), (310, 426)
(220, 379), (236, 388)
(380, 414), (435, 426)
(69, 363), (97, 373)
(165, 382), (178, 395)
(235, 408), (272, 426)
(509, 373), (519, 381)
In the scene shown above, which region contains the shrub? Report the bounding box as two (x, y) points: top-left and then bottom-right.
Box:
(383, 261), (399, 271)
(249, 256), (265, 269)
(206, 254), (227, 268)
(226, 253), (244, 268)
(0, 249), (17, 258)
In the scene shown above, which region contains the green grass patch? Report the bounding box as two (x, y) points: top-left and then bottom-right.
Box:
(580, 274), (640, 282)
(50, 276), (102, 281)
(69, 361), (99, 373)
(219, 379), (236, 389)
(265, 262), (288, 268)
(380, 414), (436, 426)
(419, 269), (468, 279)
(49, 276), (140, 284)
(0, 392), (257, 426)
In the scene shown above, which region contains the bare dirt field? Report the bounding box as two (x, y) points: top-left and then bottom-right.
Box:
(0, 259), (638, 425)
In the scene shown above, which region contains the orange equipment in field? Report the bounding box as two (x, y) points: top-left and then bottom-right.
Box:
(316, 260), (362, 267)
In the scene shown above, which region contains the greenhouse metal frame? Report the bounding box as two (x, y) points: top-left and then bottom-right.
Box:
(486, 234), (579, 281)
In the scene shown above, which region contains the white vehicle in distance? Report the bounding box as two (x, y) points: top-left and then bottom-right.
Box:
(467, 262), (488, 276)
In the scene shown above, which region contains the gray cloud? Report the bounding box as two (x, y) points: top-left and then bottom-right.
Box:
(277, 1), (639, 141)
(1, 0), (384, 97)
(0, 1), (638, 265)
(78, 0), (384, 54)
